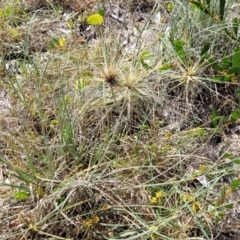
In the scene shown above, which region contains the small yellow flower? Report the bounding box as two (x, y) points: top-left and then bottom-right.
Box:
(50, 119), (58, 129)
(199, 165), (207, 172)
(182, 193), (193, 202)
(155, 191), (164, 198)
(83, 216), (99, 228)
(101, 205), (111, 211)
(29, 223), (38, 231)
(192, 201), (200, 214)
(149, 225), (157, 231)
(59, 37), (66, 47)
(165, 130), (172, 138)
(151, 197), (158, 204)
(151, 190), (164, 204)
(149, 226), (158, 240)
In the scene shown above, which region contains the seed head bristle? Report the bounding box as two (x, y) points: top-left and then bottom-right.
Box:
(102, 67), (119, 86)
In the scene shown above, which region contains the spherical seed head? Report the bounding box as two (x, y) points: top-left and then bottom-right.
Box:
(102, 66), (119, 86)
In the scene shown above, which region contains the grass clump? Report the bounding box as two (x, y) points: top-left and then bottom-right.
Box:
(1, 0), (240, 239)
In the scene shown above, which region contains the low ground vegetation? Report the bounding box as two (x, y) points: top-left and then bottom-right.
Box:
(1, 0), (240, 239)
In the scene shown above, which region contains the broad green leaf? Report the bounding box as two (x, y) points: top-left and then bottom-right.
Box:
(232, 47), (240, 69)
(220, 185), (227, 199)
(231, 110), (240, 121)
(210, 108), (219, 127)
(64, 94), (71, 105)
(159, 64), (172, 71)
(14, 191), (29, 200)
(224, 152), (234, 159)
(173, 40), (186, 63)
(211, 76), (231, 83)
(212, 62), (222, 71)
(222, 56), (231, 69)
(224, 203), (233, 209)
(232, 18), (239, 36)
(207, 58), (222, 71)
(200, 42), (210, 56)
(87, 13), (104, 25)
(190, 1), (210, 15)
(48, 38), (59, 49)
(190, 1), (202, 9)
(97, 8), (105, 17)
(230, 179), (240, 191)
(227, 66), (239, 75)
(197, 128), (204, 136)
(219, 0), (226, 22)
(222, 75), (232, 82)
(140, 50), (152, 60)
(224, 152), (240, 165)
(5, 7), (12, 17)
(234, 159), (240, 165)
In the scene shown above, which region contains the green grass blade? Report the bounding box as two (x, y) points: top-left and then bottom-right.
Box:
(219, 0), (226, 22)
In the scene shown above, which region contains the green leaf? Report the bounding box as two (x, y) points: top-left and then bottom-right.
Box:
(207, 58), (222, 71)
(234, 159), (240, 165)
(14, 191), (29, 200)
(64, 94), (71, 105)
(48, 38), (59, 49)
(231, 110), (240, 121)
(230, 179), (240, 191)
(190, 1), (202, 9)
(224, 203), (233, 209)
(205, 0), (211, 5)
(197, 128), (204, 136)
(232, 18), (239, 37)
(220, 185), (227, 199)
(227, 66), (239, 75)
(190, 1), (210, 15)
(97, 8), (105, 17)
(173, 40), (186, 63)
(211, 76), (229, 83)
(210, 108), (220, 128)
(5, 7), (12, 17)
(219, 0), (226, 22)
(222, 75), (232, 82)
(140, 50), (152, 60)
(222, 56), (231, 69)
(200, 42), (210, 56)
(159, 64), (172, 71)
(223, 152), (234, 159)
(138, 124), (150, 130)
(224, 152), (240, 165)
(232, 47), (240, 71)
(87, 13), (104, 25)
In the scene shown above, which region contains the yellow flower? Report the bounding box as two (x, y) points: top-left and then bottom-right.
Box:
(165, 130), (172, 138)
(59, 37), (66, 47)
(151, 197), (158, 204)
(199, 165), (207, 172)
(155, 191), (164, 198)
(192, 201), (200, 214)
(182, 193), (193, 202)
(83, 216), (99, 228)
(151, 191), (164, 204)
